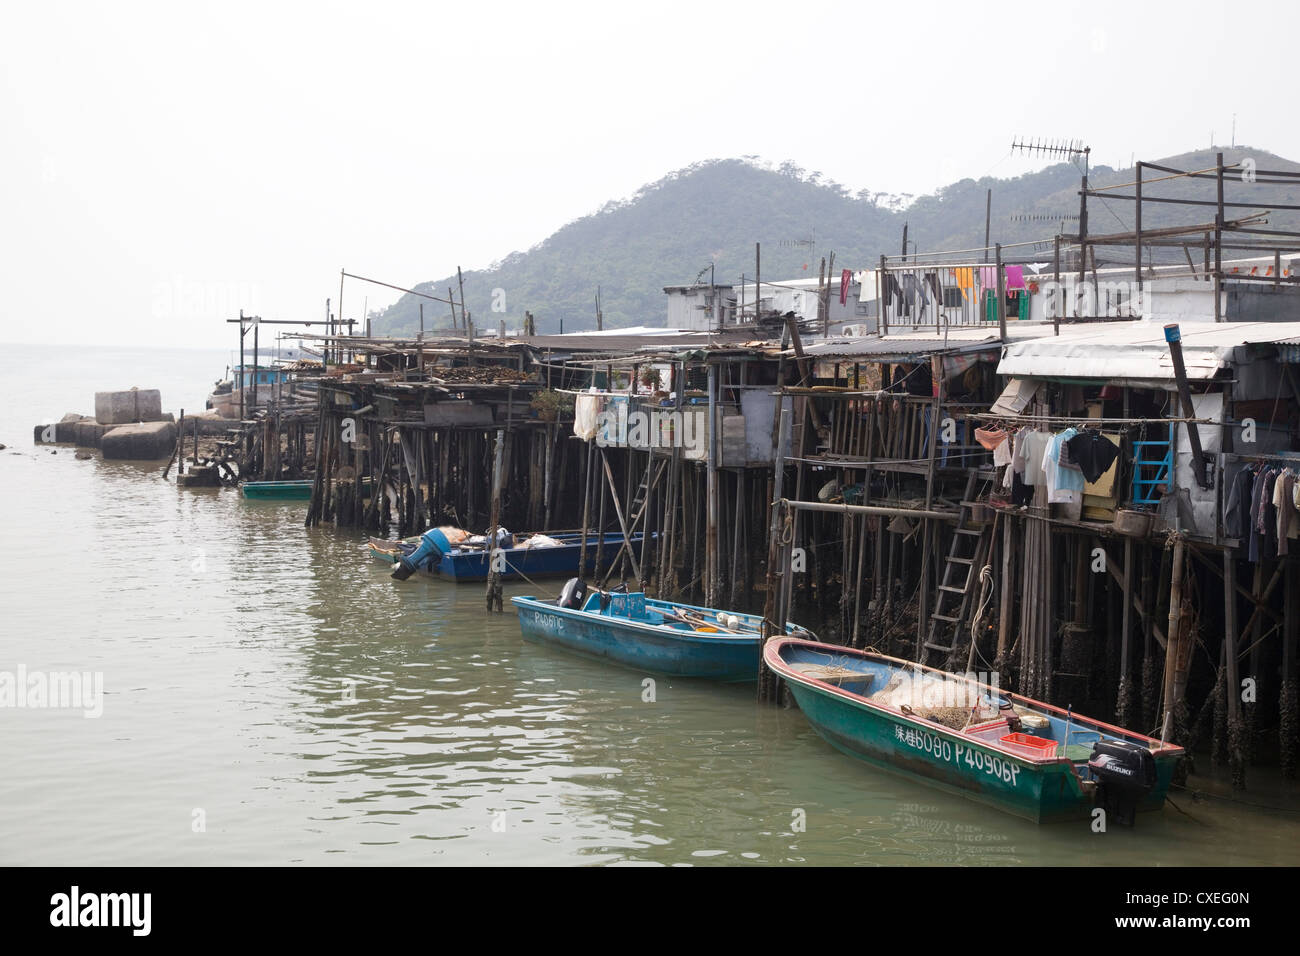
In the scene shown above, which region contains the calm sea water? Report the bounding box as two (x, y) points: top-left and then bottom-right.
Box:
(1, 343), (1297, 866)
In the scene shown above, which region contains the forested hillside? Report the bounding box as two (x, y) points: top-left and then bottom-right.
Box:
(374, 147), (1300, 336)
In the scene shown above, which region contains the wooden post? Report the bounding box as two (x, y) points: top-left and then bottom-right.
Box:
(879, 255), (889, 335)
(1053, 235), (1061, 335)
(598, 449), (640, 584)
(760, 405), (792, 700)
(457, 266), (468, 329)
(705, 363), (718, 606)
(578, 439), (595, 580)
(995, 243), (1007, 341)
(1282, 555), (1298, 779)
(1160, 536), (1187, 744)
(996, 514), (1014, 663)
(166, 408), (184, 479)
(1214, 152), (1225, 322)
(252, 320), (259, 414)
(485, 429), (505, 612)
(1134, 162), (1143, 293)
(1224, 548), (1245, 788)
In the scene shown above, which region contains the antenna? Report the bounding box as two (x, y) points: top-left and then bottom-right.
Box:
(1008, 213), (1080, 223)
(1010, 136), (1091, 176)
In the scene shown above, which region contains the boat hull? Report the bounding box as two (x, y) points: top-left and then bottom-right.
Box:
(241, 480), (314, 500)
(512, 594), (765, 681)
(369, 532), (648, 582)
(768, 639), (1182, 824)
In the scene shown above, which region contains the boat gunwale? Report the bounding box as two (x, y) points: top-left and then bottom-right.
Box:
(765, 637), (1185, 767)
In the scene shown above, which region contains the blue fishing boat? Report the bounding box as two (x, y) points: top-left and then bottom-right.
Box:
(512, 582), (811, 681)
(369, 529), (650, 582)
(766, 638), (1184, 825)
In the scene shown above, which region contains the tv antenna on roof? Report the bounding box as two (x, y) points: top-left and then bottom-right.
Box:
(1010, 137), (1091, 177)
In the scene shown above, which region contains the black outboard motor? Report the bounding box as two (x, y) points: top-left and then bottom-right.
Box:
(557, 577), (587, 610)
(1088, 739), (1157, 827)
(390, 557), (417, 581)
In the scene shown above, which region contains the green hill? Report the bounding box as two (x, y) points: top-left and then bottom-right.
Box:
(373, 147), (1300, 336)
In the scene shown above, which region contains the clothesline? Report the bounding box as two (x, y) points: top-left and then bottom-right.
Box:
(969, 413), (1211, 425)
(1228, 452), (1300, 463)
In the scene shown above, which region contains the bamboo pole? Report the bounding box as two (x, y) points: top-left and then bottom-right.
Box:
(1160, 536), (1187, 744)
(485, 429), (505, 612)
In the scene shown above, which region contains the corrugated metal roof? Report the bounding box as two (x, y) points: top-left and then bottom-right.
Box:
(782, 323), (1052, 360)
(998, 320), (1300, 380)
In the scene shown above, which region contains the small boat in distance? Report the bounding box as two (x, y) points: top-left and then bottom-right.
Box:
(241, 479), (314, 500)
(512, 580), (811, 681)
(242, 477), (370, 500)
(368, 530), (650, 582)
(766, 638), (1184, 826)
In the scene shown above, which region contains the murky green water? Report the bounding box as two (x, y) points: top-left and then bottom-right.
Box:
(2, 344), (1298, 865)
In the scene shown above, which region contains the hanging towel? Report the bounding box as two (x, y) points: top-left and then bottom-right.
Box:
(573, 389), (601, 440)
(1005, 265), (1025, 290)
(954, 267), (975, 301)
(978, 266), (997, 290)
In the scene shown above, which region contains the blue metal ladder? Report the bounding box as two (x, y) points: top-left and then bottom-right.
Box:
(1131, 439), (1172, 505)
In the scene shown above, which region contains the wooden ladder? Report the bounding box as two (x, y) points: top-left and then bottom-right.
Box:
(923, 474), (992, 661)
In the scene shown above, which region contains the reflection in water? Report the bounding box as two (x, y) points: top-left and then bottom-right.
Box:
(1, 346), (1299, 865)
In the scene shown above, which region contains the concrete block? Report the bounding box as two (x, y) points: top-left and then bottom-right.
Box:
(57, 414), (93, 442)
(74, 421), (113, 448)
(100, 421), (177, 460)
(94, 388), (164, 425)
(177, 464), (222, 487)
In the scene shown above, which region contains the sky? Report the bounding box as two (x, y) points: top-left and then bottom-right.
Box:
(0, 0), (1285, 349)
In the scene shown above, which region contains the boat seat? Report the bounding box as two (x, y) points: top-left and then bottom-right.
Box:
(788, 663), (874, 691)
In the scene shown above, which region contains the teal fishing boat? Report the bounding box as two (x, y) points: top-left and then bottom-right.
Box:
(242, 477), (369, 500)
(512, 580), (811, 682)
(766, 638), (1184, 825)
(240, 480), (313, 500)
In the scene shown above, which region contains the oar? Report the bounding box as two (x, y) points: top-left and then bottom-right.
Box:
(667, 607), (756, 635)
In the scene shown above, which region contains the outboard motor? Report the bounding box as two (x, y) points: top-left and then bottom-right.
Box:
(557, 577), (587, 610)
(1088, 739), (1157, 827)
(997, 699), (1022, 735)
(390, 557), (417, 581)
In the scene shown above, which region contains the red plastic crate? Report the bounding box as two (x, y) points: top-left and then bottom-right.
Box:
(1000, 732), (1058, 759)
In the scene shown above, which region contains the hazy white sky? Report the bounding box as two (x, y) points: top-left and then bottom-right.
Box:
(1, 0), (1283, 349)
